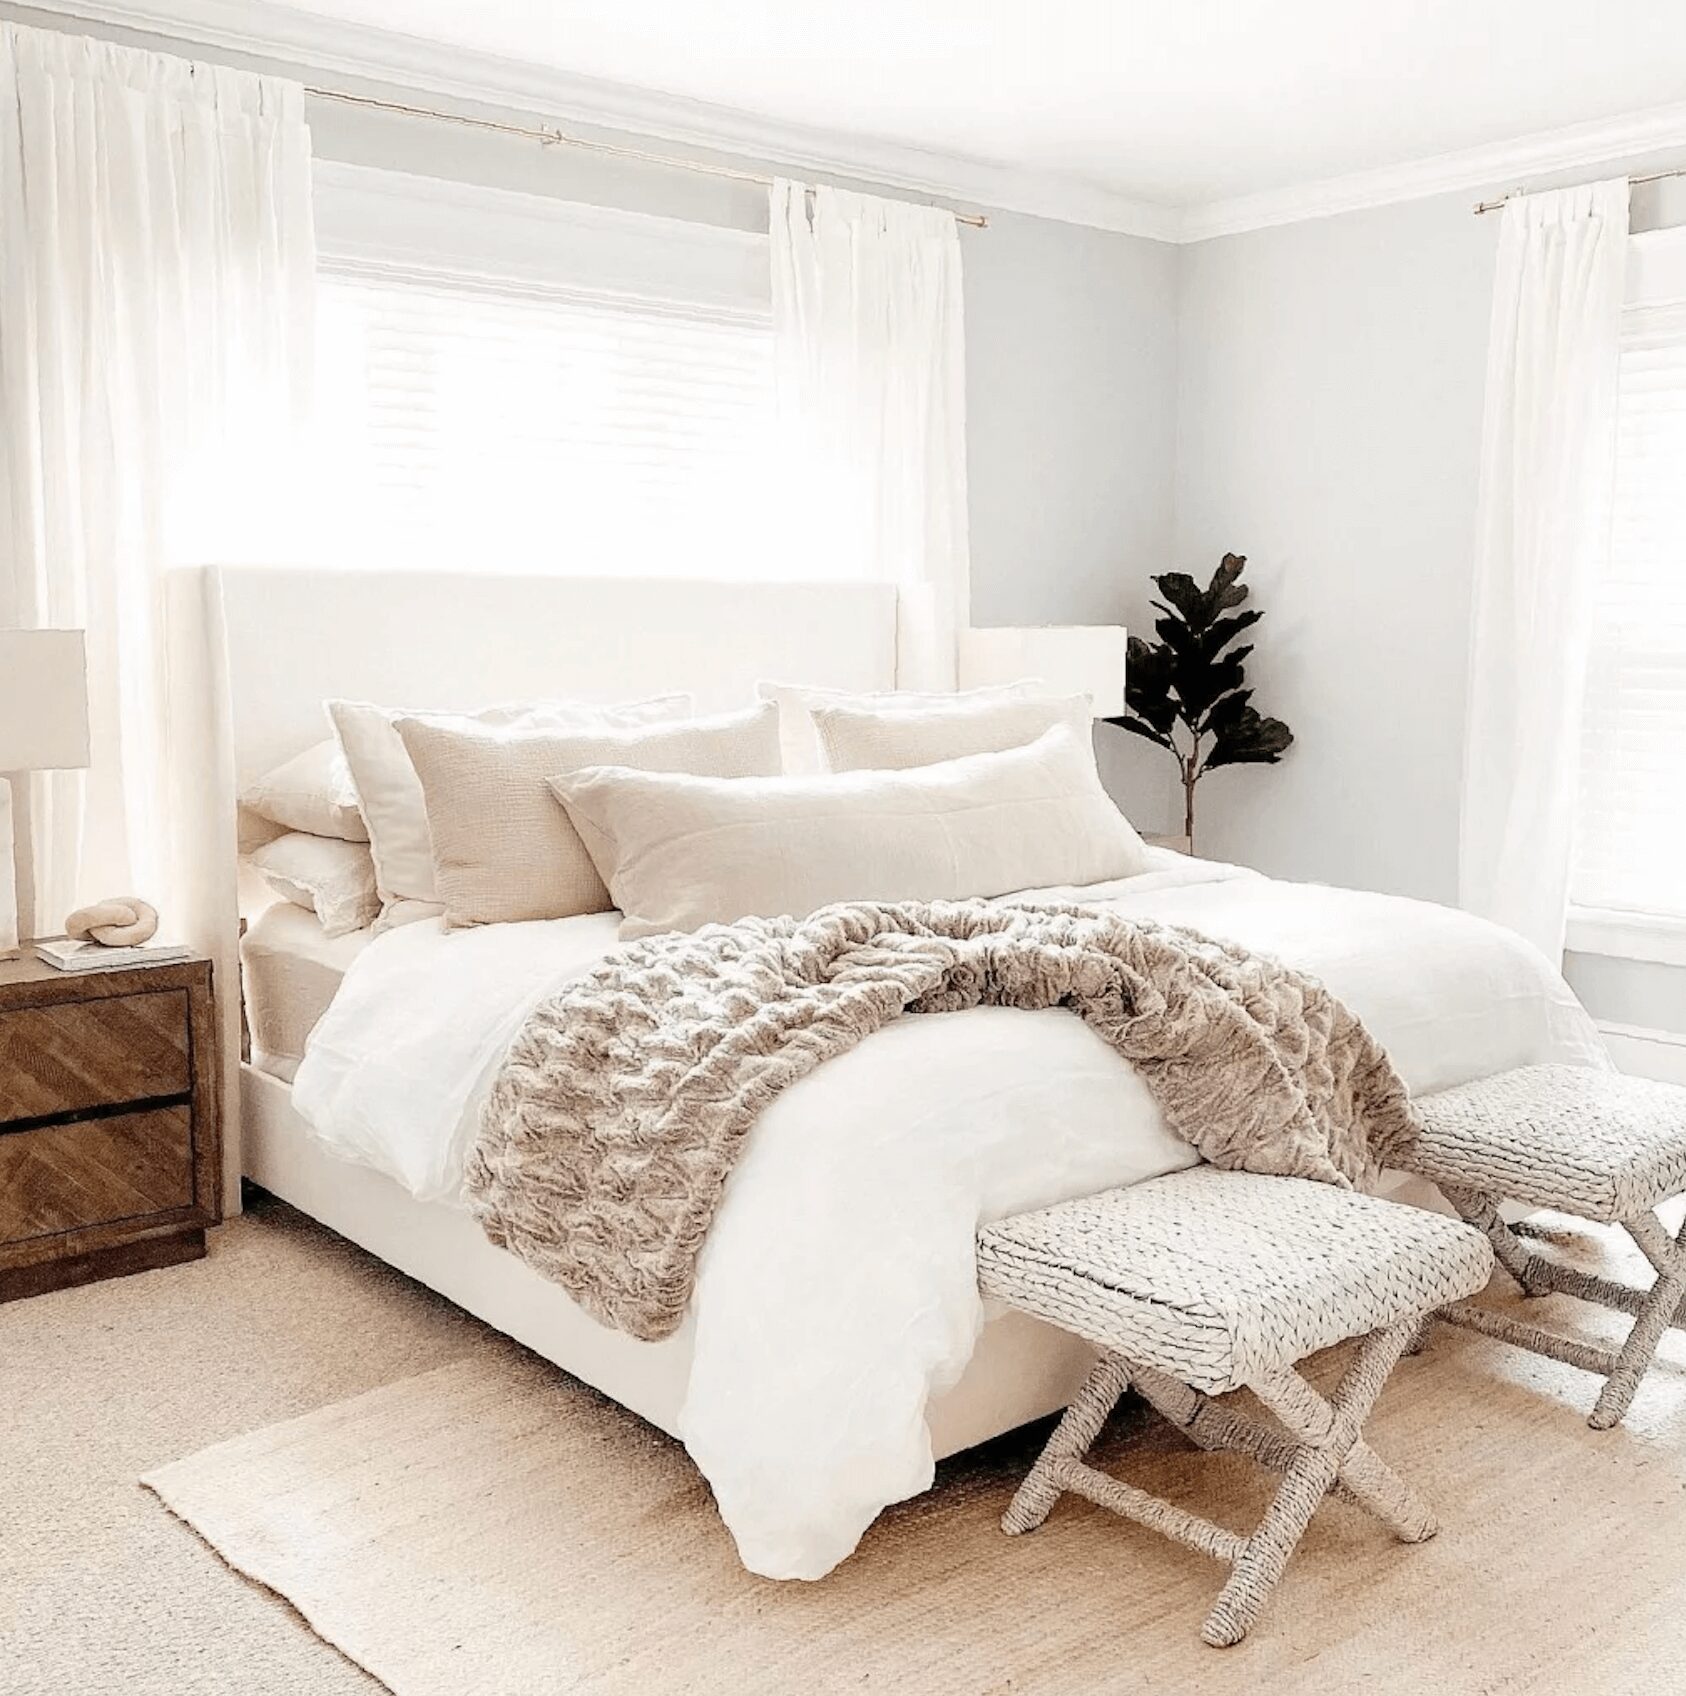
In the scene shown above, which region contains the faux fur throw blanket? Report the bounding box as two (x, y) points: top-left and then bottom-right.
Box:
(466, 900), (1419, 1342)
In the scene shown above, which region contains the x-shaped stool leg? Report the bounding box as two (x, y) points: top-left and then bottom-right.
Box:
(1433, 1187), (1686, 1429)
(1001, 1317), (1434, 1646)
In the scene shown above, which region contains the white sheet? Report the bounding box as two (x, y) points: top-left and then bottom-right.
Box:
(240, 901), (371, 1082)
(292, 852), (1605, 1578)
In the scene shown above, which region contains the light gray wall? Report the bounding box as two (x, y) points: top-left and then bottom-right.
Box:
(1171, 165), (1686, 1040)
(1171, 193), (1497, 894)
(960, 213), (1179, 820)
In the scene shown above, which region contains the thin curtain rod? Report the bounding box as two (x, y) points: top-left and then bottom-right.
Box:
(1473, 166), (1686, 215)
(306, 85), (990, 229)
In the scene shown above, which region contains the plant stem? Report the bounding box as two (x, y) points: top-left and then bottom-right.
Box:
(1183, 733), (1199, 849)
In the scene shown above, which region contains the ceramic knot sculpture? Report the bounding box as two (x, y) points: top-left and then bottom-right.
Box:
(65, 897), (158, 948)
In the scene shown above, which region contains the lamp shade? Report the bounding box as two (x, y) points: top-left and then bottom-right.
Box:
(957, 625), (1126, 719)
(0, 629), (90, 771)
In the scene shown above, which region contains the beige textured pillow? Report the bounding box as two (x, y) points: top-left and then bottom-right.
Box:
(328, 692), (691, 918)
(399, 702), (781, 928)
(812, 692), (1094, 773)
(551, 724), (1150, 938)
(756, 678), (1054, 774)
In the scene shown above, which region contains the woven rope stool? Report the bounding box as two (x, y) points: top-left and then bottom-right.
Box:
(1406, 1064), (1686, 1430)
(977, 1166), (1493, 1646)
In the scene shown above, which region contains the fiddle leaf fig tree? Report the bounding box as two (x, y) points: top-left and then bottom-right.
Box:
(1103, 553), (1293, 849)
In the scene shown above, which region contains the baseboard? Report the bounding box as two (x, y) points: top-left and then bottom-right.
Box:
(1597, 1020), (1686, 1084)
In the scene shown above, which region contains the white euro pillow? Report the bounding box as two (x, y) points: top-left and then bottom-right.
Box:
(756, 677), (1054, 775)
(328, 692), (691, 923)
(550, 723), (1150, 938)
(812, 691), (1094, 773)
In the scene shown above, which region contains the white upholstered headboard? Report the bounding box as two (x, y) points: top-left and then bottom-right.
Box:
(216, 567), (900, 786)
(166, 565), (900, 1206)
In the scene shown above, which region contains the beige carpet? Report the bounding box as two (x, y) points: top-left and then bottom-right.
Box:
(9, 1196), (1686, 1695)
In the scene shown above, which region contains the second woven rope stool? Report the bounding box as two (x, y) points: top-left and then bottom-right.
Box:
(1406, 1063), (1686, 1430)
(977, 1166), (1493, 1646)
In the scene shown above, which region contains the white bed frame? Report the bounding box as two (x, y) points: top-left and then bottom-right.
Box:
(207, 565), (1099, 1458)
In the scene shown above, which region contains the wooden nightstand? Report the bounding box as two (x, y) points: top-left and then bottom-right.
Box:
(0, 950), (220, 1301)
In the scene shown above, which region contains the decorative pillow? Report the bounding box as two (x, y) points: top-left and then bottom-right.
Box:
(398, 702), (782, 929)
(550, 723), (1151, 939)
(812, 691), (1094, 773)
(249, 832), (380, 939)
(328, 693), (691, 919)
(756, 678), (1053, 775)
(239, 738), (367, 845)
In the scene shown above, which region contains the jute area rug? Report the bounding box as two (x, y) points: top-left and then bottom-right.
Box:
(145, 1211), (1686, 1696)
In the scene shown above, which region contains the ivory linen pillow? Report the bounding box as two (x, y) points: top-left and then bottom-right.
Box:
(812, 691), (1094, 773)
(756, 678), (1053, 775)
(328, 693), (691, 921)
(239, 738), (367, 849)
(399, 701), (781, 928)
(550, 723), (1150, 938)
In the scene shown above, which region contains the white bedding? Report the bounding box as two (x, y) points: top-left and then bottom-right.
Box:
(292, 852), (1605, 1579)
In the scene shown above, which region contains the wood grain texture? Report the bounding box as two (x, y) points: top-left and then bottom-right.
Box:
(0, 991), (189, 1122)
(0, 1106), (194, 1241)
(0, 951), (220, 1301)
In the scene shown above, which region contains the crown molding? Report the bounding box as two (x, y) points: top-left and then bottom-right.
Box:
(10, 0), (1185, 241)
(14, 0), (1686, 245)
(1181, 99), (1686, 242)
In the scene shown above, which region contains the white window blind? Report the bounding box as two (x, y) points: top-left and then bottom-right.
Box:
(309, 164), (788, 579)
(1571, 295), (1686, 924)
(316, 269), (780, 575)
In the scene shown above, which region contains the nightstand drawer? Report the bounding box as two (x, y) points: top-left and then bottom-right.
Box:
(0, 1106), (195, 1241)
(0, 990), (191, 1123)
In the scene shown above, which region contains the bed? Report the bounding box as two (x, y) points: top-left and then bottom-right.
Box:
(182, 564), (1608, 1581)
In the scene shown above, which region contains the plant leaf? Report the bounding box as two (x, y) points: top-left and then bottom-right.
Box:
(1151, 572), (1211, 630)
(1198, 608), (1263, 659)
(1110, 713), (1179, 752)
(1175, 647), (1251, 719)
(1123, 636), (1181, 737)
(1202, 703), (1294, 770)
(1205, 553), (1249, 618)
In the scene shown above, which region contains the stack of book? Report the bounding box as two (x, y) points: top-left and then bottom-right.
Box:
(34, 938), (192, 974)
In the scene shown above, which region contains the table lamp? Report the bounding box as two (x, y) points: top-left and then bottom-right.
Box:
(0, 629), (91, 956)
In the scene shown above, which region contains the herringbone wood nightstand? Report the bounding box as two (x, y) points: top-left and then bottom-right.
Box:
(0, 950), (220, 1300)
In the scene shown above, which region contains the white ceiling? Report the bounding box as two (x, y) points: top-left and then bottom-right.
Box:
(254, 0), (1686, 203)
(44, 0), (1686, 234)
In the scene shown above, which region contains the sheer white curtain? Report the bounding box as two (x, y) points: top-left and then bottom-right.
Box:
(0, 23), (314, 943)
(769, 179), (969, 687)
(1459, 178), (1629, 960)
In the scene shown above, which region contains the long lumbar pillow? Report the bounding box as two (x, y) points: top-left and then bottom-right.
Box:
(398, 701), (782, 928)
(328, 692), (691, 923)
(811, 690), (1094, 773)
(549, 723), (1151, 938)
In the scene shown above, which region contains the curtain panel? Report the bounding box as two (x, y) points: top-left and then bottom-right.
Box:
(1459, 178), (1629, 961)
(769, 179), (970, 688)
(0, 22), (315, 947)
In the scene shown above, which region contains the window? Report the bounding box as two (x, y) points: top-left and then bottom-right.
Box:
(310, 164), (786, 578)
(1571, 229), (1686, 944)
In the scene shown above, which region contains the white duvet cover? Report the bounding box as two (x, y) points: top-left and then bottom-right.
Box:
(293, 852), (1605, 1578)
